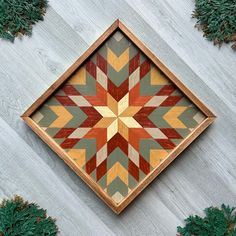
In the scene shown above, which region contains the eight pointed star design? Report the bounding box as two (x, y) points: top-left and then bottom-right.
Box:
(93, 93), (142, 141)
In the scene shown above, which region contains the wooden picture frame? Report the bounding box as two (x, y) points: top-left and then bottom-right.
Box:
(21, 19), (216, 214)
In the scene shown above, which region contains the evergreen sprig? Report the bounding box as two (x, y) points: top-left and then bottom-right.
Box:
(0, 196), (58, 236)
(0, 0), (48, 42)
(193, 0), (236, 50)
(177, 204), (236, 236)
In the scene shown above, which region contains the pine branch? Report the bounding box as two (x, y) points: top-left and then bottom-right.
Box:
(0, 0), (48, 42)
(193, 0), (236, 50)
(0, 195), (58, 236)
(177, 204), (236, 236)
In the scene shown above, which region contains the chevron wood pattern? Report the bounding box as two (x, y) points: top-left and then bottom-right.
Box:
(22, 20), (215, 214)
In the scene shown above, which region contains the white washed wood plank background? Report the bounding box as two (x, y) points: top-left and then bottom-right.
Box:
(0, 1), (235, 235)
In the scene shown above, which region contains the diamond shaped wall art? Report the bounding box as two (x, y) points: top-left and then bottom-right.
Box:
(21, 20), (216, 214)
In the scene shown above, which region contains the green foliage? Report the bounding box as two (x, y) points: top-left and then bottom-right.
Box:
(0, 0), (48, 42)
(193, 0), (236, 50)
(177, 204), (236, 236)
(0, 196), (58, 236)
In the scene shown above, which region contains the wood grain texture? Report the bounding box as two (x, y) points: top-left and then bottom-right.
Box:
(0, 0), (235, 235)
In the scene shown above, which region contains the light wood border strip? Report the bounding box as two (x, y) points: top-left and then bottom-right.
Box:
(21, 19), (216, 214)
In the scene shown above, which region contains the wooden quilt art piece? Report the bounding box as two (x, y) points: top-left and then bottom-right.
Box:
(21, 20), (216, 214)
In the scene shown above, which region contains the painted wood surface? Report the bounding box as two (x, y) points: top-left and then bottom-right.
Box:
(0, 0), (235, 235)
